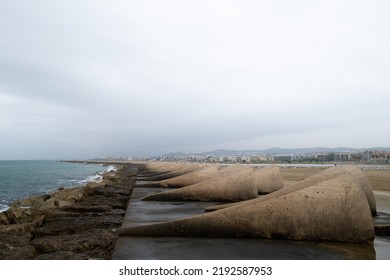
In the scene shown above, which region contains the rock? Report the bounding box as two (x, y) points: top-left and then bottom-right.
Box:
(59, 205), (113, 213)
(36, 251), (88, 260)
(31, 229), (116, 259)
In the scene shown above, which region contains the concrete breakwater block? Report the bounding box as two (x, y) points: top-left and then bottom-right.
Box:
(142, 168), (256, 202)
(158, 164), (221, 188)
(158, 164), (251, 188)
(206, 165), (377, 216)
(139, 162), (186, 175)
(119, 172), (375, 243)
(135, 164), (251, 188)
(137, 163), (203, 181)
(142, 165), (283, 202)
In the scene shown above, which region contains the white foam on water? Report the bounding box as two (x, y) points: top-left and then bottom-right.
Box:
(106, 165), (117, 172)
(78, 165), (117, 185)
(79, 173), (103, 185)
(0, 204), (10, 213)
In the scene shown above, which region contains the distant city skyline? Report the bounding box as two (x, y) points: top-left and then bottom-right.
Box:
(122, 146), (390, 158)
(1, 1), (390, 160)
(125, 146), (390, 164)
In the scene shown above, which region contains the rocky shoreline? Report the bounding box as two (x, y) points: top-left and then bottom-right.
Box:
(0, 163), (137, 260)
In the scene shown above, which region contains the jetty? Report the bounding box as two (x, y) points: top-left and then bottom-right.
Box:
(112, 162), (390, 259)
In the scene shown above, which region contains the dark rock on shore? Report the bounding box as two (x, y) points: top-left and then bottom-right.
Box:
(0, 164), (137, 260)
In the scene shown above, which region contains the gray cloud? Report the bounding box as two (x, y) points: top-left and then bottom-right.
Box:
(1, 0), (390, 159)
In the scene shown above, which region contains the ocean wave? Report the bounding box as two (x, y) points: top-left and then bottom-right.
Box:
(78, 165), (117, 185)
(78, 173), (103, 185)
(0, 203), (10, 213)
(106, 165), (117, 172)
(80, 165), (117, 184)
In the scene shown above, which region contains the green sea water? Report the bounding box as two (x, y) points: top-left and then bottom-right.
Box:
(0, 160), (110, 212)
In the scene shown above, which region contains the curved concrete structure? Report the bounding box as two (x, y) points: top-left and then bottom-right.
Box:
(142, 168), (257, 202)
(157, 164), (220, 188)
(119, 173), (375, 242)
(206, 165), (376, 215)
(252, 165), (284, 194)
(138, 163), (203, 181)
(138, 162), (186, 177)
(142, 165), (283, 202)
(156, 164), (252, 188)
(348, 169), (377, 216)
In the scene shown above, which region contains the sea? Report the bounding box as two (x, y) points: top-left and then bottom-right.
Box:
(0, 160), (113, 213)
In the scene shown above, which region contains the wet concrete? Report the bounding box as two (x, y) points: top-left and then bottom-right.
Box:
(374, 236), (390, 259)
(113, 178), (390, 260)
(112, 237), (377, 260)
(373, 212), (390, 236)
(373, 191), (390, 236)
(374, 191), (390, 213)
(121, 187), (223, 228)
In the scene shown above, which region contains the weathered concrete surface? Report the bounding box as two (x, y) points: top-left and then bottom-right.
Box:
(119, 173), (375, 243)
(158, 164), (220, 188)
(112, 164), (390, 259)
(142, 168), (256, 202)
(135, 165), (220, 188)
(143, 162), (184, 174)
(137, 163), (203, 181)
(157, 164), (251, 188)
(121, 188), (220, 227)
(206, 165), (376, 215)
(142, 165), (283, 202)
(252, 165), (284, 194)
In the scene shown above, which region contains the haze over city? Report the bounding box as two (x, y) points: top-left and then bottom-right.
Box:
(1, 1), (390, 160)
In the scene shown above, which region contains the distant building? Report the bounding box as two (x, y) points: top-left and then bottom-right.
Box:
(132, 156), (150, 161)
(334, 153), (351, 161)
(273, 154), (293, 161)
(362, 151), (371, 162)
(242, 156), (251, 163)
(227, 156), (237, 162)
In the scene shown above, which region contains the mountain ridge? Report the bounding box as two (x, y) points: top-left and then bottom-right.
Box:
(161, 147), (390, 157)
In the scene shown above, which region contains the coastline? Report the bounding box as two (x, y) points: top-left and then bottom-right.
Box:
(0, 163), (137, 260)
(1, 161), (389, 259)
(0, 160), (111, 214)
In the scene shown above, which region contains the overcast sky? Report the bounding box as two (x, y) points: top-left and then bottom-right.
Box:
(1, 0), (390, 159)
